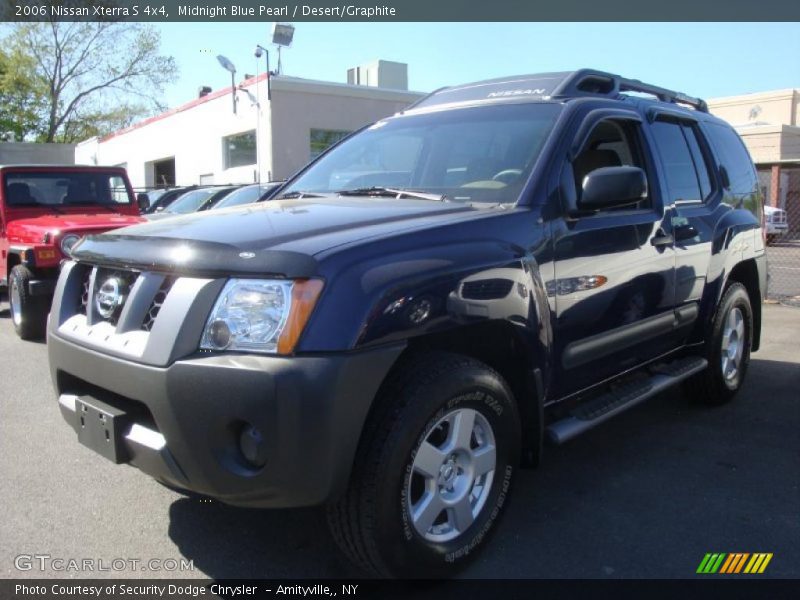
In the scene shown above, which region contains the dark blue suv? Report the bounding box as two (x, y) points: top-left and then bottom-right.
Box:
(48, 69), (766, 577)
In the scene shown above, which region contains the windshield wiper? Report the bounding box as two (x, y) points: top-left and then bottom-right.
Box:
(338, 187), (447, 202)
(277, 190), (325, 199)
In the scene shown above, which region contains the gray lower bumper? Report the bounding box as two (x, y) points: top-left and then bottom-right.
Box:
(49, 332), (404, 508)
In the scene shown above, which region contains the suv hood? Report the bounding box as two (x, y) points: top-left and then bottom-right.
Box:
(7, 213), (144, 244)
(71, 197), (480, 278)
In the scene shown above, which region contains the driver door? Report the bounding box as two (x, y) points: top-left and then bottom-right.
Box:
(550, 113), (678, 398)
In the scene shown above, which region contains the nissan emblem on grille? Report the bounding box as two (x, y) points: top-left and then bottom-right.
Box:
(95, 277), (126, 319)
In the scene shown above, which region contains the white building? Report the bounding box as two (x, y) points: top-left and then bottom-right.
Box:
(75, 61), (423, 189)
(708, 88), (800, 209)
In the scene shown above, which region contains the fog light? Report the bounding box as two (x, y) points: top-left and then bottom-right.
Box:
(239, 424), (268, 468)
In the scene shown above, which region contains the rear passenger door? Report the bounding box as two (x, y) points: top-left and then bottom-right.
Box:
(646, 114), (716, 320)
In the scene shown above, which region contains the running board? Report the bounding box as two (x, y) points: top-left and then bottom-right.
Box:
(546, 356), (708, 445)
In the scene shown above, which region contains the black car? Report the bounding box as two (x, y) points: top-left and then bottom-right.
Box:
(144, 186), (197, 214)
(48, 69), (766, 578)
(210, 182), (284, 211)
(144, 185), (238, 220)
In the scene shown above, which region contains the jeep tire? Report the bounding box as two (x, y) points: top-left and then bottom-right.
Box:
(685, 282), (752, 406)
(327, 352), (520, 577)
(9, 264), (47, 340)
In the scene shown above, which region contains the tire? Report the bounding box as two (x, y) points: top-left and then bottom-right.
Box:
(327, 351), (521, 578)
(766, 234), (776, 245)
(8, 265), (47, 340)
(684, 282), (752, 406)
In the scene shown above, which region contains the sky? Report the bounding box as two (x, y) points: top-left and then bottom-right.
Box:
(156, 22), (800, 109)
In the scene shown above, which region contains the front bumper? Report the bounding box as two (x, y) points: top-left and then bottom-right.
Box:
(49, 332), (403, 508)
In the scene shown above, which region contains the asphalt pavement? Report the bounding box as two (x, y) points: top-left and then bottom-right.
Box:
(0, 303), (798, 579)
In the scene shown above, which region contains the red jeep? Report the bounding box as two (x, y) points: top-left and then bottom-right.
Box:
(1, 165), (145, 339)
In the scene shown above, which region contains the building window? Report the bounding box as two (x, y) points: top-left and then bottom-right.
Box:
(310, 129), (351, 160)
(223, 130), (257, 169)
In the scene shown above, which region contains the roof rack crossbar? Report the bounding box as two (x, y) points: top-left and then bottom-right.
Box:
(617, 77), (708, 112)
(551, 69), (708, 113)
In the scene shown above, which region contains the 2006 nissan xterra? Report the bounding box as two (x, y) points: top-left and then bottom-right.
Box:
(48, 70), (766, 577)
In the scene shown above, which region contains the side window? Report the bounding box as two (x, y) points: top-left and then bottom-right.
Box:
(681, 124), (713, 200)
(108, 176), (130, 204)
(571, 118), (650, 209)
(649, 119), (712, 204)
(702, 122), (759, 212)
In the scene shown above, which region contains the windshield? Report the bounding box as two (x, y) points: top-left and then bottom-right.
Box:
(165, 188), (220, 214)
(282, 103), (561, 204)
(213, 184), (269, 210)
(3, 171), (132, 207)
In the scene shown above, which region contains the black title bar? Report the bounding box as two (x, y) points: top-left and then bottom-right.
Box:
(3, 0), (800, 22)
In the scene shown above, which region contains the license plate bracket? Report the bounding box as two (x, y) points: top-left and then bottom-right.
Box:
(76, 396), (129, 464)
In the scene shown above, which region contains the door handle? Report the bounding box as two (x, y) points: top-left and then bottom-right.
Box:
(651, 229), (674, 247)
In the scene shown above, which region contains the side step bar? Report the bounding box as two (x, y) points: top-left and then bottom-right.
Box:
(546, 356), (708, 445)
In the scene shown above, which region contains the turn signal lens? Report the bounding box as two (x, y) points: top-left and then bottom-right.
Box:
(277, 279), (324, 354)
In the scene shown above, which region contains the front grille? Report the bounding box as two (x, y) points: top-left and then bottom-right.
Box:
(93, 268), (140, 325)
(142, 277), (175, 332)
(461, 278), (514, 300)
(79, 269), (91, 315)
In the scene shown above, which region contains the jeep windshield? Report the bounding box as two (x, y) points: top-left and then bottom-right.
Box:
(3, 171), (132, 208)
(280, 103), (561, 205)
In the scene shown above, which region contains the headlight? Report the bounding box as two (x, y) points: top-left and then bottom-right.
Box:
(60, 233), (82, 256)
(200, 278), (323, 354)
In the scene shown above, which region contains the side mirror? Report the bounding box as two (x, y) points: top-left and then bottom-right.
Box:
(136, 192), (150, 212)
(580, 166), (648, 211)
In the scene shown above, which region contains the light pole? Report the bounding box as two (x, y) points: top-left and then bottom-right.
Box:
(254, 44), (271, 101)
(216, 54), (237, 114)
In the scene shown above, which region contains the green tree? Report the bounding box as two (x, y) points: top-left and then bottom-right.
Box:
(0, 47), (45, 141)
(0, 20), (177, 143)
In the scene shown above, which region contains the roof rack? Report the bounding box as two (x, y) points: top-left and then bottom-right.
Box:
(403, 69), (708, 113)
(551, 69), (708, 112)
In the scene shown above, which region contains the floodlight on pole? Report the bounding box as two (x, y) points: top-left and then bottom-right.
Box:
(216, 54), (237, 114)
(271, 23), (295, 47)
(271, 23), (295, 75)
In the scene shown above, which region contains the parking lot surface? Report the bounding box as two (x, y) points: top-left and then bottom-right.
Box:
(0, 304), (798, 579)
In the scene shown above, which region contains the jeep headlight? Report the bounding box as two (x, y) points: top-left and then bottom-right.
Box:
(200, 278), (323, 354)
(60, 233), (82, 256)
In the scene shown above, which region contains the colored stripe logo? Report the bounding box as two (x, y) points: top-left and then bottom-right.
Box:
(697, 553), (773, 574)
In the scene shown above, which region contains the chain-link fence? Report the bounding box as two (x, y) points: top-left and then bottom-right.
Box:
(760, 166), (800, 305)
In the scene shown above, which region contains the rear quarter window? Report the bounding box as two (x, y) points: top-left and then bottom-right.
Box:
(702, 122), (761, 218)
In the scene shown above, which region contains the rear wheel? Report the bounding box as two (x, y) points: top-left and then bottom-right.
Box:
(327, 352), (520, 577)
(9, 265), (47, 340)
(684, 282), (752, 405)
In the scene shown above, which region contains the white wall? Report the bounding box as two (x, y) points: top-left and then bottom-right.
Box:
(77, 76), (273, 189)
(269, 77), (422, 179)
(77, 75), (423, 189)
(0, 142), (76, 165)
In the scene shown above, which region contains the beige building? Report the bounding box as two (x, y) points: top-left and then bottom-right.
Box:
(75, 61), (423, 189)
(708, 89), (800, 210)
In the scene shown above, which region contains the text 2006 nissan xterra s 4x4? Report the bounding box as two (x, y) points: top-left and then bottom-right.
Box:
(49, 70), (766, 577)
